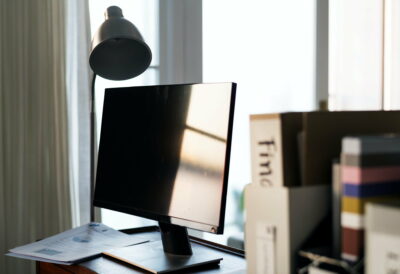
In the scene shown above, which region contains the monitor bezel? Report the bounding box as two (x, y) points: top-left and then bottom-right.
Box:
(93, 82), (236, 234)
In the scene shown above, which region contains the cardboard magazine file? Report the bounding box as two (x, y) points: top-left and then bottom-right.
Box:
(250, 111), (400, 187)
(245, 184), (330, 274)
(300, 111), (400, 187)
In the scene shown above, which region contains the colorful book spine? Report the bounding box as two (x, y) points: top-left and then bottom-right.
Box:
(340, 135), (400, 262)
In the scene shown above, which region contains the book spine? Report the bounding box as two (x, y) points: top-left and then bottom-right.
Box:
(342, 136), (400, 155)
(341, 153), (400, 167)
(341, 165), (400, 184)
(250, 115), (284, 187)
(343, 182), (400, 197)
(342, 227), (364, 261)
(332, 161), (342, 258)
(341, 195), (400, 215)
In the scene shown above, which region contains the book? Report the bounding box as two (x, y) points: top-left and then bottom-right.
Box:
(249, 113), (302, 187)
(332, 160), (342, 258)
(341, 227), (364, 262)
(343, 182), (400, 197)
(342, 135), (400, 155)
(341, 212), (364, 230)
(341, 165), (400, 183)
(342, 195), (400, 215)
(341, 153), (400, 167)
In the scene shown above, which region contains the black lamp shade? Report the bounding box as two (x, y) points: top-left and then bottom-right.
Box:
(89, 6), (152, 80)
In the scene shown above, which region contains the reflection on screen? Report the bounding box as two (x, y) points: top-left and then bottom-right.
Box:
(169, 85), (231, 225)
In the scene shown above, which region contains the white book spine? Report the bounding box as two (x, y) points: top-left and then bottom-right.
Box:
(342, 135), (400, 155)
(249, 116), (284, 187)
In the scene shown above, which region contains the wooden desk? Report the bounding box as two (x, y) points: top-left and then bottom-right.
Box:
(36, 226), (246, 274)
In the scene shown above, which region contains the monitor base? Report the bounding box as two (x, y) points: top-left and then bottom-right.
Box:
(103, 240), (223, 273)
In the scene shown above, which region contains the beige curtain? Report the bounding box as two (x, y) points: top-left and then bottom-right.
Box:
(0, 0), (76, 273)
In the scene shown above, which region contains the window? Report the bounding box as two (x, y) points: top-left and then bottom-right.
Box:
(329, 0), (383, 110)
(202, 0), (317, 244)
(329, 0), (400, 111)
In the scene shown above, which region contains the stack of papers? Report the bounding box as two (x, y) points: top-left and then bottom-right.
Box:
(6, 222), (148, 265)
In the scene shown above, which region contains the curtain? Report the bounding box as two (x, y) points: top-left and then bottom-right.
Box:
(66, 0), (91, 226)
(0, 0), (91, 273)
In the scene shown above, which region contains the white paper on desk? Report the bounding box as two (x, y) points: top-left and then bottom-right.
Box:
(6, 252), (74, 265)
(9, 222), (148, 263)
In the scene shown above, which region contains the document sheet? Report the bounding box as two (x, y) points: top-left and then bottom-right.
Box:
(7, 222), (148, 265)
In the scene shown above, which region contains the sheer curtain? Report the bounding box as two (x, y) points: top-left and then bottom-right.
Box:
(66, 0), (91, 226)
(0, 0), (91, 273)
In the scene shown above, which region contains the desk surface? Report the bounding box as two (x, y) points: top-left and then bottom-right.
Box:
(36, 226), (246, 274)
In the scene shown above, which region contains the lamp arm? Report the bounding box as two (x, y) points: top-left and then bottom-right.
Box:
(90, 73), (97, 222)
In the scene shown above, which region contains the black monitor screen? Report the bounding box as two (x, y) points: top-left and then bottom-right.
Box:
(94, 83), (236, 233)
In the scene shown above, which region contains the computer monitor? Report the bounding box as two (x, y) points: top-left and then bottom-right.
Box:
(93, 83), (236, 270)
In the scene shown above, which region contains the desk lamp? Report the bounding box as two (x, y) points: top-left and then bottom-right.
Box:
(89, 6), (152, 221)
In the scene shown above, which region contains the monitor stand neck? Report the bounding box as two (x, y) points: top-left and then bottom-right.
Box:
(159, 222), (193, 256)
